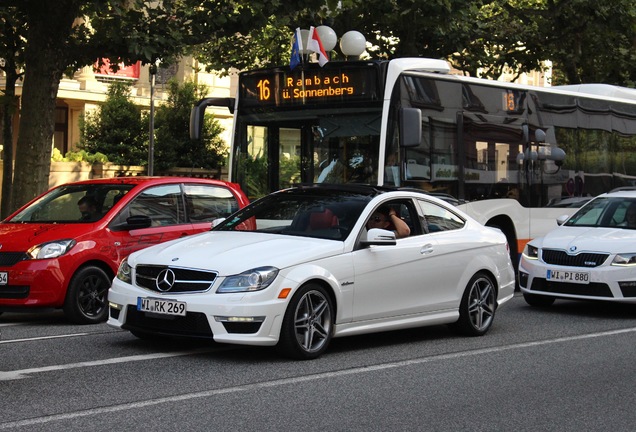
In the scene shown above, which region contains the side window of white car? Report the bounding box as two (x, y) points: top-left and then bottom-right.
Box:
(417, 199), (465, 233)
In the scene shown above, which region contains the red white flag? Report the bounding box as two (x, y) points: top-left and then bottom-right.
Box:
(307, 26), (329, 67)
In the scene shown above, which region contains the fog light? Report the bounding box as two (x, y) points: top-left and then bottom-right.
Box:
(214, 316), (265, 323)
(109, 301), (122, 310)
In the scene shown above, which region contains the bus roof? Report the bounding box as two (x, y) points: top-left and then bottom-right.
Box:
(383, 57), (636, 104)
(554, 84), (636, 102)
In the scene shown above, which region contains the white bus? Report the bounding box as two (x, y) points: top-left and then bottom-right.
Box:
(190, 58), (636, 264)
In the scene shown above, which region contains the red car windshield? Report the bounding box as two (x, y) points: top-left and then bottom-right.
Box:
(9, 184), (135, 223)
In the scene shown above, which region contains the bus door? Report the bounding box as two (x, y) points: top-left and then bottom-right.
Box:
(239, 123), (306, 198)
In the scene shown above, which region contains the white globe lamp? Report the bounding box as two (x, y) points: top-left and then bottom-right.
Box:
(316, 25), (337, 51)
(340, 30), (366, 57)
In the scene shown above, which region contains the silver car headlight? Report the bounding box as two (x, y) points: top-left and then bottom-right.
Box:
(612, 253), (636, 266)
(117, 258), (133, 284)
(27, 239), (76, 259)
(217, 266), (279, 293)
(522, 243), (539, 260)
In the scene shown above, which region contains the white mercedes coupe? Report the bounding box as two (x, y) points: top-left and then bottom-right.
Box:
(108, 184), (515, 359)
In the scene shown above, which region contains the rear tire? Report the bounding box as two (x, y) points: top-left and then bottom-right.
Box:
(451, 272), (497, 336)
(63, 266), (111, 324)
(276, 283), (334, 360)
(523, 292), (555, 307)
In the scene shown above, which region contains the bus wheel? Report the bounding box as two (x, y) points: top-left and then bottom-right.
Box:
(523, 292), (555, 307)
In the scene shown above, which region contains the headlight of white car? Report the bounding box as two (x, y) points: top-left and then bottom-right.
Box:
(117, 258), (132, 283)
(217, 266), (279, 293)
(27, 239), (76, 259)
(523, 243), (539, 260)
(612, 253), (636, 266)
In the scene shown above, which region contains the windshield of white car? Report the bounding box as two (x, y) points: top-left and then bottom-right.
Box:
(214, 189), (372, 240)
(8, 184), (135, 223)
(564, 197), (636, 229)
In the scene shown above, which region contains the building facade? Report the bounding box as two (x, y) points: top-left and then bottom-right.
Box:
(1, 57), (237, 167)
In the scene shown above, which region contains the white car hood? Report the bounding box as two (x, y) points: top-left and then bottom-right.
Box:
(540, 226), (636, 253)
(127, 231), (345, 276)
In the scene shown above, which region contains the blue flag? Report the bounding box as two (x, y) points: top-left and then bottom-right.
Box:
(290, 28), (303, 70)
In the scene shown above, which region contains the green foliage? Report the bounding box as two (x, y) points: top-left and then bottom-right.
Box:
(191, 0), (636, 87)
(79, 81), (148, 165)
(236, 151), (300, 199)
(51, 148), (109, 163)
(153, 79), (228, 171)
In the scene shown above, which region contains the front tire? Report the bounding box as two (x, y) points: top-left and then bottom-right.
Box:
(277, 284), (334, 360)
(63, 266), (111, 324)
(451, 272), (497, 336)
(523, 292), (555, 307)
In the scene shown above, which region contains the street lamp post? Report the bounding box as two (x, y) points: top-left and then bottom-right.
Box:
(148, 62), (157, 176)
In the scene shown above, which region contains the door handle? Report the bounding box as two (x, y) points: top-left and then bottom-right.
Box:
(420, 244), (434, 255)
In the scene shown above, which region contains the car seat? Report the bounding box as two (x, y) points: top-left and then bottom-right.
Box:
(308, 208), (339, 230)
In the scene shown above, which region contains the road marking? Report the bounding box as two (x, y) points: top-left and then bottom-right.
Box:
(0, 333), (90, 345)
(0, 348), (214, 381)
(1, 326), (636, 429)
(0, 327), (636, 429)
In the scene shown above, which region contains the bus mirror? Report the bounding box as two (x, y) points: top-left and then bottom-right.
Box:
(399, 107), (422, 148)
(189, 97), (235, 140)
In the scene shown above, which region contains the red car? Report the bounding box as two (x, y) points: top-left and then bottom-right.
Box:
(0, 177), (249, 324)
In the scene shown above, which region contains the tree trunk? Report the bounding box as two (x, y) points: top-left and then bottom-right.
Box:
(1, 66), (18, 218)
(11, 0), (81, 212)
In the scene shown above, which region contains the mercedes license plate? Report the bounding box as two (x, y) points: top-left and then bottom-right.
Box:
(137, 297), (186, 316)
(546, 269), (590, 284)
(0, 272), (6, 285)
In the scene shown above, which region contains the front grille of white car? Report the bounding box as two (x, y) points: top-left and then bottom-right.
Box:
(530, 278), (613, 297)
(123, 306), (214, 338)
(541, 250), (609, 267)
(134, 265), (217, 293)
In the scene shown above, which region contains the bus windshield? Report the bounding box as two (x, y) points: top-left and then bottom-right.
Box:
(230, 62), (385, 199)
(233, 109), (381, 199)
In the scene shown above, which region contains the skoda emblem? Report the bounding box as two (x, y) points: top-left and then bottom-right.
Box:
(156, 269), (176, 292)
(569, 246), (577, 253)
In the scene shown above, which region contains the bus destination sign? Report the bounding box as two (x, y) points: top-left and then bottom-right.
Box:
(239, 66), (380, 109)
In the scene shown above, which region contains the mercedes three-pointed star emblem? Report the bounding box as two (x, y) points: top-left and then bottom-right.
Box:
(156, 268), (176, 292)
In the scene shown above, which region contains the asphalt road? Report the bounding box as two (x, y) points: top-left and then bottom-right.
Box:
(1, 293), (635, 431)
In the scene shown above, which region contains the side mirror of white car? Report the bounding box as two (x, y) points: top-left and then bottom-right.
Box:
(556, 214), (569, 226)
(361, 228), (397, 246)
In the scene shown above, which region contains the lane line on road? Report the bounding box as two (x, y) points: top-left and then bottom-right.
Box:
(0, 333), (90, 345)
(2, 326), (636, 429)
(0, 348), (214, 381)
